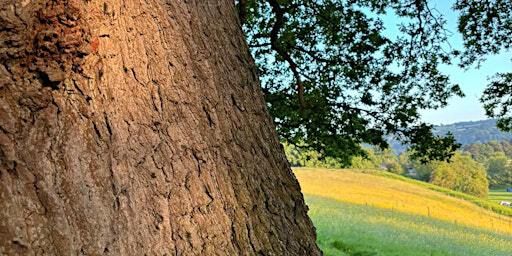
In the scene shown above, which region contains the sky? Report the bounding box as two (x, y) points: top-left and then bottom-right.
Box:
(385, 0), (511, 125)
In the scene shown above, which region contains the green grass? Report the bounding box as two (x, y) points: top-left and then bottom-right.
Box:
(294, 168), (512, 255)
(308, 195), (512, 256)
(489, 189), (512, 204)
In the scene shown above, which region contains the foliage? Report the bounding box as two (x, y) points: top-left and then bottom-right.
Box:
(286, 141), (510, 195)
(376, 148), (403, 174)
(429, 153), (489, 198)
(350, 153), (380, 170)
(400, 151), (490, 197)
(352, 148), (404, 174)
(399, 150), (435, 181)
(461, 140), (512, 187)
(283, 142), (404, 173)
(239, 0), (462, 164)
(485, 153), (512, 187)
(283, 143), (343, 168)
(463, 140), (512, 162)
(454, 0), (512, 131)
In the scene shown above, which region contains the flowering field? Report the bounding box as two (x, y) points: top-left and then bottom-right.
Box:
(294, 168), (512, 256)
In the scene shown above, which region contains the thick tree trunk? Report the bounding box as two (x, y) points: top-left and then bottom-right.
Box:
(0, 0), (320, 255)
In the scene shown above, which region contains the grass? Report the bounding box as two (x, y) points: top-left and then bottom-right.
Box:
(294, 168), (512, 256)
(357, 168), (512, 217)
(308, 195), (512, 256)
(489, 189), (512, 204)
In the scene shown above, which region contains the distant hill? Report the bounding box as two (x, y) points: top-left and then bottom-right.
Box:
(390, 119), (512, 153)
(435, 119), (512, 145)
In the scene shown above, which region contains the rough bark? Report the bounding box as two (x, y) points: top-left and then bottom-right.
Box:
(0, 0), (320, 255)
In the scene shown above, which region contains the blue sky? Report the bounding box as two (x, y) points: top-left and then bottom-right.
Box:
(423, 0), (511, 125)
(385, 0), (511, 125)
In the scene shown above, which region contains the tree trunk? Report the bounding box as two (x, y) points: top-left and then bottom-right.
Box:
(0, 0), (320, 255)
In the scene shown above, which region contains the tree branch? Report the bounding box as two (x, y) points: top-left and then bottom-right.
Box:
(238, 0), (247, 26)
(267, 0), (305, 108)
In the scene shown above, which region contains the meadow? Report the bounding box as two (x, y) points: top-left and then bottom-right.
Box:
(489, 189), (512, 205)
(294, 168), (512, 256)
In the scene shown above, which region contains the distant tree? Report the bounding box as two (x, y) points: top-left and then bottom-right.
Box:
(399, 151), (435, 181)
(350, 149), (380, 170)
(283, 143), (343, 168)
(486, 153), (512, 187)
(430, 153), (489, 197)
(463, 140), (512, 162)
(463, 143), (496, 162)
(285, 143), (404, 174)
(376, 149), (404, 175)
(349, 148), (403, 174)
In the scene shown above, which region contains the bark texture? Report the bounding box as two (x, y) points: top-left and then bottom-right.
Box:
(0, 0), (320, 255)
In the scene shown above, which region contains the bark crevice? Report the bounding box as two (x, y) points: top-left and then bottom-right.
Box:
(0, 0), (320, 255)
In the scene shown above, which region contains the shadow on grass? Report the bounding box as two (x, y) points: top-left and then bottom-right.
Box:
(331, 240), (379, 256)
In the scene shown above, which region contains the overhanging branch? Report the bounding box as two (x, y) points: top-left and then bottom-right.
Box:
(238, 0), (247, 25)
(267, 0), (305, 108)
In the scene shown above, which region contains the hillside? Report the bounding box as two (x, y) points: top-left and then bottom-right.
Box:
(390, 119), (512, 153)
(294, 168), (512, 256)
(436, 119), (512, 145)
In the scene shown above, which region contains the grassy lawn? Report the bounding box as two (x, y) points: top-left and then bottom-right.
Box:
(294, 168), (512, 256)
(489, 189), (512, 204)
(308, 195), (512, 256)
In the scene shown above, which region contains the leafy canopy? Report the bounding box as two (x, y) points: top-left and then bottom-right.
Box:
(429, 153), (489, 198)
(485, 153), (512, 187)
(238, 0), (463, 165)
(454, 0), (512, 131)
